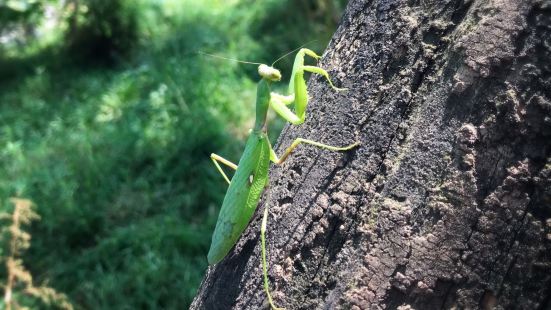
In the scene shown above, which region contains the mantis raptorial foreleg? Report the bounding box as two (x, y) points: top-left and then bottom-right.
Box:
(210, 153), (238, 185)
(269, 95), (300, 124)
(268, 48), (348, 126)
(301, 66), (347, 91)
(269, 138), (359, 165)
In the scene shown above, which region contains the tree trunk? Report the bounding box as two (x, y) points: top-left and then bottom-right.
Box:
(191, 0), (551, 308)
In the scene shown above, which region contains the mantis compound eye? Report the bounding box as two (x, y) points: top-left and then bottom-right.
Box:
(258, 64), (281, 82)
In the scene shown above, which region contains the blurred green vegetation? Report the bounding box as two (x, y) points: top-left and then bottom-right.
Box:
(0, 0), (347, 308)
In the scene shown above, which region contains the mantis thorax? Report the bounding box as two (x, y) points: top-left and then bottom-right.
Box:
(254, 79), (271, 132)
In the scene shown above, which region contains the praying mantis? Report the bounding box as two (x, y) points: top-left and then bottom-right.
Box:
(206, 48), (359, 309)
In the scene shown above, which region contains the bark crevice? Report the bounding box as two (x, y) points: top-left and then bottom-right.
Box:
(191, 0), (551, 309)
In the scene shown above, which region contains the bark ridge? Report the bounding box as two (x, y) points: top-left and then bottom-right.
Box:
(192, 0), (551, 308)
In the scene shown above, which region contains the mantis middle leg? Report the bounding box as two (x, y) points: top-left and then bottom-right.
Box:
(210, 153), (238, 185)
(270, 138), (359, 165)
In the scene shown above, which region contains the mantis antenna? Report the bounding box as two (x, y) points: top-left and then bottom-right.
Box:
(199, 39), (318, 68)
(271, 39), (318, 67)
(197, 51), (262, 66)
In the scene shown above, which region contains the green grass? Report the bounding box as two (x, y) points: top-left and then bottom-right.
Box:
(0, 0), (347, 308)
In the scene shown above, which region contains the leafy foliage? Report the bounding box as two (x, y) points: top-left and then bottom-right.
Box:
(0, 0), (347, 308)
(0, 198), (73, 310)
(0, 1), (39, 27)
(64, 0), (140, 63)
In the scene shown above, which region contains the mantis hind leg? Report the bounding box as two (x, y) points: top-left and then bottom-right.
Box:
(261, 206), (285, 310)
(269, 138), (359, 165)
(210, 153), (238, 185)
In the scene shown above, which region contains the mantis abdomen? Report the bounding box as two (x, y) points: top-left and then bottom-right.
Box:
(207, 132), (271, 264)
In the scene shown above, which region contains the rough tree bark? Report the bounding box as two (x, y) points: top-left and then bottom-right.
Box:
(191, 0), (551, 308)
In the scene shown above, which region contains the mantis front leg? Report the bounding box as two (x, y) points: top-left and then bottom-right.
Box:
(270, 48), (347, 125)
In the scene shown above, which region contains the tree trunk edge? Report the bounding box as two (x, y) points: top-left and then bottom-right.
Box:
(191, 0), (551, 309)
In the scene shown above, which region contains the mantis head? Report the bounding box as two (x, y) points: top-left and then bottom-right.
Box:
(258, 64), (281, 82)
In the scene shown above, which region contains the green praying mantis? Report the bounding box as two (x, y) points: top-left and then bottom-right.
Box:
(205, 48), (359, 309)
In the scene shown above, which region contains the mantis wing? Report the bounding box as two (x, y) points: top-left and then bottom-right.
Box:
(208, 133), (271, 264)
